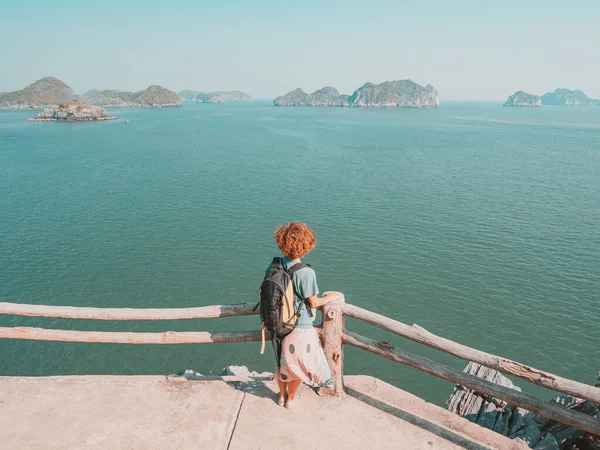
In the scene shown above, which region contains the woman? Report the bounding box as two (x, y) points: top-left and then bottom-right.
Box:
(269, 222), (337, 408)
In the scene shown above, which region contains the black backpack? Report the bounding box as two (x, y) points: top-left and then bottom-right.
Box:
(256, 257), (310, 359)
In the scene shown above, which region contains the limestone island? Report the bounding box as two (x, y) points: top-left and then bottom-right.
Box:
(541, 88), (600, 106)
(504, 88), (600, 107)
(28, 102), (116, 122)
(0, 77), (182, 110)
(178, 90), (201, 102)
(0, 77), (76, 110)
(503, 91), (541, 107)
(274, 80), (439, 108)
(192, 91), (252, 103)
(82, 85), (182, 108)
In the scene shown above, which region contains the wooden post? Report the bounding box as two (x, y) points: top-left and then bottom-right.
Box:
(320, 292), (345, 396)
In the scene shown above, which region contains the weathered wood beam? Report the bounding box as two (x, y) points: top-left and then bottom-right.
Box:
(0, 302), (258, 320)
(343, 303), (600, 405)
(0, 327), (266, 344)
(343, 330), (600, 437)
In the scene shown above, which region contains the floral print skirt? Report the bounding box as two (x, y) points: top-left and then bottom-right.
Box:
(273, 326), (334, 390)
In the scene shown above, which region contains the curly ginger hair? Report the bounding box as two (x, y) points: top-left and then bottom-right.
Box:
(274, 222), (316, 260)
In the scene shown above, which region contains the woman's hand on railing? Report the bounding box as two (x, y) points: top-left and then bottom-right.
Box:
(309, 291), (343, 308)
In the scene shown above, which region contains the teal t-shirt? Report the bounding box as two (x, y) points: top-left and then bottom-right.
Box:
(265, 256), (319, 329)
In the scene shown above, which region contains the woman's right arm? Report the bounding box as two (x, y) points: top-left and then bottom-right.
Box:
(307, 291), (341, 308)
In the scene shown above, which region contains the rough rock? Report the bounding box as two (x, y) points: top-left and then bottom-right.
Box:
(28, 102), (116, 121)
(445, 363), (600, 449)
(221, 365), (273, 378)
(532, 433), (559, 450)
(503, 91), (542, 107)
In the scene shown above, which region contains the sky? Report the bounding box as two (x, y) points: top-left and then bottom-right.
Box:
(1, 0), (599, 100)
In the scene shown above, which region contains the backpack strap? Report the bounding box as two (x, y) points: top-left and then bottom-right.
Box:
(287, 262), (308, 277)
(272, 256), (284, 269)
(287, 262), (314, 318)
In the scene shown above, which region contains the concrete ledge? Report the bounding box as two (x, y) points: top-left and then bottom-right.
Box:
(0, 375), (526, 449)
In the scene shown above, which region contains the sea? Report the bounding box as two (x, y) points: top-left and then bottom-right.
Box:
(1, 101), (598, 405)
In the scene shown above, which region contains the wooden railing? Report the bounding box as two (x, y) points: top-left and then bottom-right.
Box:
(0, 293), (598, 436)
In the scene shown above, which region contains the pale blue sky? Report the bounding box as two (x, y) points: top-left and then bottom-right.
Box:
(1, 0), (599, 100)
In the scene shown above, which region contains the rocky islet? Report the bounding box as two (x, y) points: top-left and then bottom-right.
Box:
(28, 102), (116, 121)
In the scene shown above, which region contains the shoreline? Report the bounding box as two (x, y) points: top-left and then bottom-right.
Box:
(27, 116), (117, 122)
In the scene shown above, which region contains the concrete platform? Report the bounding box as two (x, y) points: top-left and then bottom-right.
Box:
(0, 375), (526, 449)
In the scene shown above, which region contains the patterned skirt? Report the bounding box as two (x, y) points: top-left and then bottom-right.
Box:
(273, 326), (334, 390)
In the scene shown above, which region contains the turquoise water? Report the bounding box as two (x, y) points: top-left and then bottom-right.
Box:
(1, 102), (599, 405)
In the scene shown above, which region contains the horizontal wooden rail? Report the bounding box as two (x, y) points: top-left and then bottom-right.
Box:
(343, 303), (600, 405)
(343, 330), (600, 437)
(0, 302), (258, 320)
(0, 327), (266, 344)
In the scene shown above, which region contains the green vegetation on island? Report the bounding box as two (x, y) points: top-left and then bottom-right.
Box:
(0, 77), (182, 109)
(504, 88), (600, 107)
(274, 80), (439, 108)
(0, 77), (76, 109)
(84, 85), (182, 108)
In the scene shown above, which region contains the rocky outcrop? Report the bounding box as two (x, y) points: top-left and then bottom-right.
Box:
(503, 91), (542, 107)
(0, 77), (76, 109)
(27, 102), (116, 121)
(83, 85), (182, 108)
(446, 363), (600, 449)
(541, 89), (600, 106)
(194, 91), (252, 103)
(274, 80), (439, 108)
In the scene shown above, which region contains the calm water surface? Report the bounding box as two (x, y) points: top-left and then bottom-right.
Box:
(1, 102), (599, 405)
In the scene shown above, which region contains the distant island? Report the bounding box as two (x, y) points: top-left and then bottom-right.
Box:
(178, 90), (200, 102)
(503, 91), (542, 107)
(504, 88), (600, 107)
(274, 80), (439, 108)
(541, 89), (600, 106)
(0, 77), (182, 110)
(179, 90), (252, 103)
(82, 89), (101, 97)
(82, 85), (182, 108)
(0, 77), (76, 109)
(27, 102), (116, 121)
